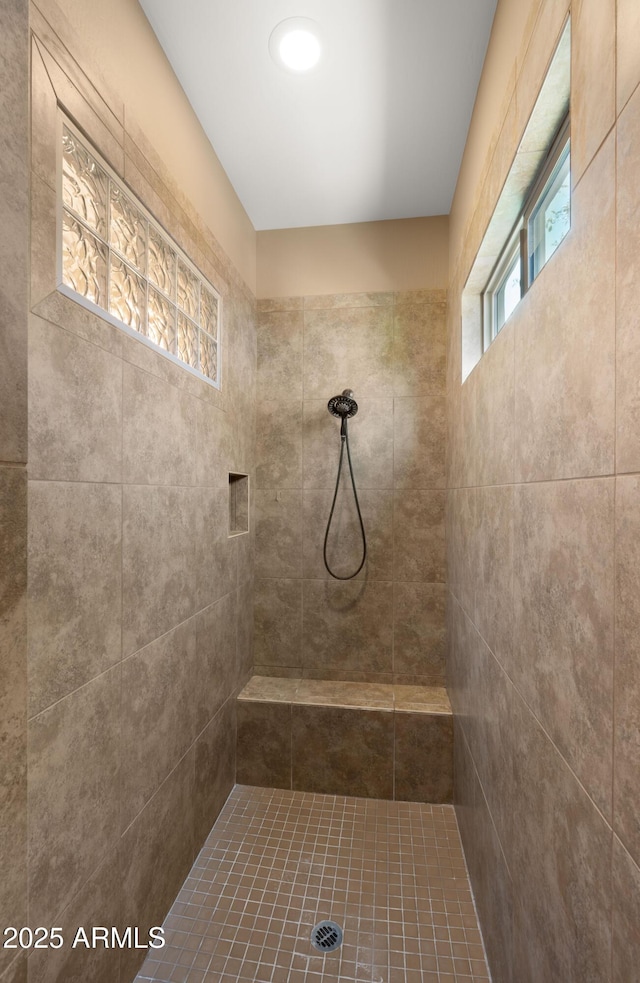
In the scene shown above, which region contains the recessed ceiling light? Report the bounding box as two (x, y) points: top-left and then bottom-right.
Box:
(269, 17), (322, 73)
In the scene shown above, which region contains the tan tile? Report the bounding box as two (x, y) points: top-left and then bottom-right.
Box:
(511, 693), (612, 983)
(257, 296), (303, 313)
(0, 468), (27, 979)
(393, 583), (446, 680)
(30, 171), (57, 309)
(121, 619), (198, 830)
(393, 685), (450, 714)
(446, 487), (477, 617)
(514, 133), (615, 482)
(393, 300), (446, 396)
(254, 578), (302, 671)
(393, 396), (446, 489)
(617, 0), (640, 113)
(475, 484), (514, 670)
(195, 399), (234, 488)
(29, 317), (122, 483)
(255, 489), (302, 580)
(238, 675), (299, 703)
(27, 852), (121, 983)
(571, 0), (615, 183)
(394, 489), (445, 583)
(194, 591), (237, 735)
(292, 706), (393, 799)
(513, 478), (614, 817)
(122, 485), (197, 657)
(303, 306), (394, 399)
(28, 667), (120, 927)
(236, 701), (292, 789)
(302, 580), (393, 675)
(614, 475), (640, 863)
(303, 487), (393, 582)
(295, 679), (394, 710)
(28, 481), (121, 716)
(616, 85), (640, 473)
(0, 956), (26, 983)
(473, 325), (514, 487)
(0, 0), (28, 466)
(256, 399), (302, 489)
(303, 397), (394, 490)
(236, 578), (254, 685)
(194, 486), (238, 610)
(257, 310), (303, 401)
(194, 700), (236, 849)
(394, 712), (453, 803)
(123, 362), (196, 485)
(119, 752), (195, 982)
(32, 287), (123, 358)
(612, 836), (640, 982)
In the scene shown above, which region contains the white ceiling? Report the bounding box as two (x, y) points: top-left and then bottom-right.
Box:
(139, 0), (498, 231)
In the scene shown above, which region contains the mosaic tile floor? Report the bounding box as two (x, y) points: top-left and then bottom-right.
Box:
(135, 785), (490, 983)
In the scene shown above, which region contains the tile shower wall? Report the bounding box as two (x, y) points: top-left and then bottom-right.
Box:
(447, 1), (640, 981)
(25, 6), (256, 982)
(0, 3), (29, 983)
(254, 291), (447, 687)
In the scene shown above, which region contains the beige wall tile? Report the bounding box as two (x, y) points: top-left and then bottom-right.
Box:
(256, 398), (302, 488)
(122, 485), (197, 657)
(394, 489), (445, 583)
(571, 0), (616, 184)
(123, 362), (196, 485)
(511, 692), (612, 983)
(617, 0), (640, 113)
(614, 475), (640, 864)
(616, 85), (640, 473)
(196, 399), (234, 488)
(393, 300), (446, 396)
(119, 752), (194, 983)
(194, 699), (236, 849)
(236, 701), (292, 789)
(256, 310), (303, 401)
(28, 481), (122, 717)
(393, 396), (446, 489)
(120, 619), (198, 830)
(304, 292), (393, 310)
(393, 582), (446, 679)
(514, 134), (615, 482)
(513, 478), (614, 817)
(29, 317), (123, 483)
(0, 0), (28, 465)
(612, 836), (640, 982)
(236, 578), (254, 685)
(303, 488), (393, 582)
(0, 468), (27, 979)
(475, 484), (514, 670)
(474, 325), (514, 487)
(254, 578), (302, 671)
(28, 667), (121, 928)
(303, 306), (394, 399)
(195, 592), (238, 734)
(27, 852), (121, 983)
(255, 489), (302, 580)
(194, 486), (238, 610)
(394, 712), (453, 803)
(446, 487), (477, 618)
(302, 580), (393, 675)
(292, 705), (393, 799)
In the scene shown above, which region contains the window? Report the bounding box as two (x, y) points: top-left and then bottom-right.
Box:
(59, 119), (222, 387)
(483, 116), (570, 341)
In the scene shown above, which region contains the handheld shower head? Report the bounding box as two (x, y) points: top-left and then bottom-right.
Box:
(327, 390), (358, 420)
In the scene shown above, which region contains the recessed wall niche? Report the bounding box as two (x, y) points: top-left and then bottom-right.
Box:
(229, 473), (249, 536)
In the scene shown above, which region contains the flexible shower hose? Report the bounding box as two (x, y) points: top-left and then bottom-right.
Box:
(323, 417), (367, 580)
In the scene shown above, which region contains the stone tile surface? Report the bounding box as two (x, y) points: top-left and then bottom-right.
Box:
(394, 489), (446, 583)
(28, 481), (122, 716)
(253, 578), (302, 671)
(394, 712), (453, 803)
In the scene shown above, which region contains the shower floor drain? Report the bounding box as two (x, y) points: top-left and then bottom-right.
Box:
(311, 920), (343, 952)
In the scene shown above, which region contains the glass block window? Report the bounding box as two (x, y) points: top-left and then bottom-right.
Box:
(59, 120), (221, 387)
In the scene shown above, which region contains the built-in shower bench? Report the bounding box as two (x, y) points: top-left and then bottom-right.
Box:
(236, 676), (453, 803)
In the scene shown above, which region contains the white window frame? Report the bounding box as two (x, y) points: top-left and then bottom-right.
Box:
(57, 114), (223, 390)
(482, 114), (570, 344)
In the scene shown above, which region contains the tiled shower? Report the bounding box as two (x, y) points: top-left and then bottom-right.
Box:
(2, 0), (640, 982)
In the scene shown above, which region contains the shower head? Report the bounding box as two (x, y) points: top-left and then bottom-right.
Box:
(327, 390), (358, 420)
